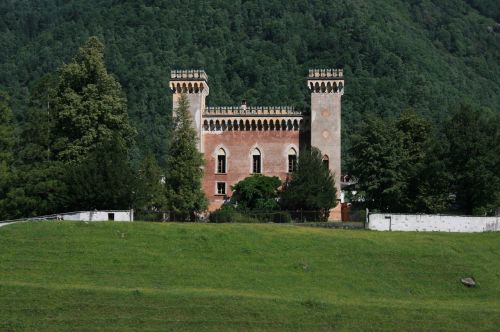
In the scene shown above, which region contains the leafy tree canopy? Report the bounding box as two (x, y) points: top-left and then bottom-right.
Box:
(231, 174), (281, 211)
(444, 104), (500, 215)
(52, 37), (136, 162)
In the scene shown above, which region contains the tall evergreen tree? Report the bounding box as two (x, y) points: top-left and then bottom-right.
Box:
(134, 152), (168, 211)
(18, 74), (57, 164)
(280, 147), (337, 220)
(0, 91), (16, 219)
(52, 36), (135, 162)
(165, 94), (207, 218)
(49, 37), (138, 210)
(2, 75), (69, 219)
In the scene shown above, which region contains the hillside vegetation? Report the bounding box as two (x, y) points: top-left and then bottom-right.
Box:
(1, 0), (499, 156)
(0, 222), (499, 330)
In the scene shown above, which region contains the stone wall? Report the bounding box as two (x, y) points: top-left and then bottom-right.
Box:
(368, 213), (500, 232)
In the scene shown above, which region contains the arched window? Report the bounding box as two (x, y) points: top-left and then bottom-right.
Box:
(288, 148), (297, 173)
(252, 148), (261, 174)
(322, 155), (329, 169)
(217, 148), (226, 173)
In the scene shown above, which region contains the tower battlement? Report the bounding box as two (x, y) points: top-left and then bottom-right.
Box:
(307, 68), (344, 94)
(308, 68), (343, 79)
(204, 105), (301, 117)
(170, 69), (208, 81)
(170, 69), (209, 94)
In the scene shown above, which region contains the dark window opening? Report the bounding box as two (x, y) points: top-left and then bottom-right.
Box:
(108, 213), (115, 221)
(288, 155), (297, 173)
(217, 182), (226, 195)
(322, 155), (330, 169)
(253, 155), (261, 174)
(217, 155), (226, 173)
(323, 159), (329, 169)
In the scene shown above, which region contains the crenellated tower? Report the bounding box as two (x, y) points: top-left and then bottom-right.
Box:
(170, 69), (209, 152)
(307, 69), (344, 197)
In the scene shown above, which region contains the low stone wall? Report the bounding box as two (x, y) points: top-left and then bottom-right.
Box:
(368, 213), (499, 232)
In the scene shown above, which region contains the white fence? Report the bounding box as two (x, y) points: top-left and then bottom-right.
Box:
(367, 213), (499, 232)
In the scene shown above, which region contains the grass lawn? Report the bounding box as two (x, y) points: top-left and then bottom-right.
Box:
(0, 221), (499, 331)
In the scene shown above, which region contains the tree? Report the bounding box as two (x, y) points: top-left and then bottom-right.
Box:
(280, 147), (337, 220)
(395, 110), (450, 213)
(0, 91), (16, 219)
(348, 111), (451, 213)
(1, 75), (69, 219)
(165, 94), (207, 217)
(66, 138), (136, 210)
(18, 74), (57, 165)
(444, 104), (500, 215)
(231, 175), (281, 211)
(410, 141), (451, 213)
(134, 152), (168, 211)
(52, 36), (135, 162)
(48, 37), (138, 211)
(0, 91), (14, 169)
(348, 116), (407, 212)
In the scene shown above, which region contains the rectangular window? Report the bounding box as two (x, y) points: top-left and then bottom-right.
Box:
(253, 155), (261, 174)
(217, 182), (226, 195)
(108, 213), (115, 221)
(288, 155), (297, 173)
(217, 155), (226, 173)
(323, 159), (329, 169)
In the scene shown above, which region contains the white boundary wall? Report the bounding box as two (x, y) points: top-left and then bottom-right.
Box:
(368, 213), (499, 232)
(62, 210), (133, 222)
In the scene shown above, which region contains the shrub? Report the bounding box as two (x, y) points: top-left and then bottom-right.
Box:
(209, 205), (259, 223)
(231, 175), (281, 211)
(209, 205), (234, 223)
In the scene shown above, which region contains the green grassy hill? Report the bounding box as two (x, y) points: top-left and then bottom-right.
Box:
(0, 221), (499, 330)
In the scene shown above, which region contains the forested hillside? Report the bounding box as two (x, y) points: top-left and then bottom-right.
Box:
(1, 0), (499, 159)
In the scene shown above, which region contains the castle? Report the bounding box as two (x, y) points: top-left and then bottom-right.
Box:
(170, 69), (344, 214)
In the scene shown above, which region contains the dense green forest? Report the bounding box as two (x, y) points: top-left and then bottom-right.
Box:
(0, 0), (499, 218)
(1, 0), (499, 158)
